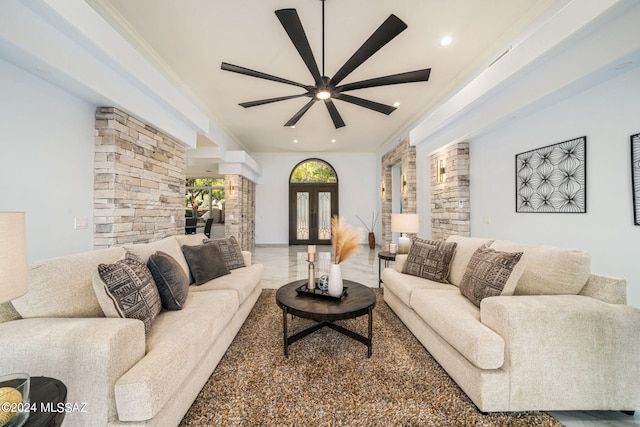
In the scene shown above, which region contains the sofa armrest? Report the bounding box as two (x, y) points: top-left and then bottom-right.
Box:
(0, 317), (145, 426)
(481, 295), (640, 409)
(395, 254), (408, 272)
(579, 274), (626, 304)
(242, 250), (252, 266)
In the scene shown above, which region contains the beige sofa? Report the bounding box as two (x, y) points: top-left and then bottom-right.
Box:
(382, 235), (640, 413)
(0, 233), (263, 426)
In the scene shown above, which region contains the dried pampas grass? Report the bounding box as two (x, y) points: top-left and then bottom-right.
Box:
(331, 216), (362, 264)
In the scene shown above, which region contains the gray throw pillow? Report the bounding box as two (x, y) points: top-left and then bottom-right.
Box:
(147, 251), (189, 310)
(459, 245), (525, 307)
(202, 236), (246, 270)
(97, 252), (161, 334)
(402, 238), (457, 283)
(182, 243), (230, 285)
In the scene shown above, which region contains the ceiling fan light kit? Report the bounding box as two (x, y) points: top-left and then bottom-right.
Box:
(221, 1), (431, 129)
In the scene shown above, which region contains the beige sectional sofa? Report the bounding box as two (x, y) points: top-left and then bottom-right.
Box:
(382, 235), (640, 413)
(0, 233), (263, 426)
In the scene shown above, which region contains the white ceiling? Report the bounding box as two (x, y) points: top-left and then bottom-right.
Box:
(91, 0), (561, 154)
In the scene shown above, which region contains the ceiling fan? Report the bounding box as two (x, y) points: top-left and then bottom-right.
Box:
(220, 2), (431, 129)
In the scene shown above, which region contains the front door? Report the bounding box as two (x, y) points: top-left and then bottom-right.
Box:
(289, 184), (338, 245)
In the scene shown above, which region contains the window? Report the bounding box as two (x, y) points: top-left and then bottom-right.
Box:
(290, 159), (338, 183)
(185, 178), (225, 224)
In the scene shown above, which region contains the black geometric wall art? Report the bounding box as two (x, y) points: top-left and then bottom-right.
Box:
(632, 132), (640, 225)
(515, 136), (586, 213)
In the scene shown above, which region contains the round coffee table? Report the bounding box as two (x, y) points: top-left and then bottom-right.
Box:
(275, 279), (376, 358)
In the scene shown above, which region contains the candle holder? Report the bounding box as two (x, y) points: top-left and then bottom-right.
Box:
(307, 253), (316, 291)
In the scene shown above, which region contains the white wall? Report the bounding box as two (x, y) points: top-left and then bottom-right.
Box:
(0, 59), (96, 262)
(254, 153), (378, 245)
(464, 66), (640, 307)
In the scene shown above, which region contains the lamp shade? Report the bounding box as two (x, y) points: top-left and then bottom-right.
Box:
(0, 212), (28, 303)
(391, 213), (419, 233)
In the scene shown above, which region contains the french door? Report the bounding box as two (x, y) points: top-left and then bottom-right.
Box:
(289, 184), (338, 245)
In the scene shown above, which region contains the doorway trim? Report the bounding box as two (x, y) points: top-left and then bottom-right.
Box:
(288, 159), (339, 245)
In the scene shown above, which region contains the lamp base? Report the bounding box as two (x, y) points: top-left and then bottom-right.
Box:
(397, 235), (411, 254)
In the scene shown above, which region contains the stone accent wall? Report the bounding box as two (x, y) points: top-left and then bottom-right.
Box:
(224, 174), (256, 251)
(430, 142), (470, 240)
(94, 107), (185, 248)
(381, 138), (417, 249)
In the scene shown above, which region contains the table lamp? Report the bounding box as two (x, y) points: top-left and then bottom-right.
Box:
(391, 213), (419, 254)
(0, 212), (28, 303)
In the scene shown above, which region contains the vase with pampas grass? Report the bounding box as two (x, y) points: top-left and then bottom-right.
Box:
(329, 216), (362, 297)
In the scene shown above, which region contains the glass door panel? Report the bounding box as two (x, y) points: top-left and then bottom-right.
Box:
(317, 191), (332, 240)
(289, 184), (338, 245)
(296, 191), (310, 240)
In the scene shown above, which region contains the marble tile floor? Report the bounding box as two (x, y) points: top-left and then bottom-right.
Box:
(253, 244), (639, 427)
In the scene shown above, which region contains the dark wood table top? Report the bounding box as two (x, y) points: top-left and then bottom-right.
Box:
(26, 376), (67, 427)
(276, 279), (376, 321)
(378, 250), (397, 260)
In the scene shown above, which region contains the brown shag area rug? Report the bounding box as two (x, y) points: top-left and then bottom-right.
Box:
(180, 289), (561, 426)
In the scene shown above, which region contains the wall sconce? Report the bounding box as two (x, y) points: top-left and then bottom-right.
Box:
(401, 174), (407, 193)
(381, 181), (385, 197)
(437, 159), (446, 183)
(228, 183), (235, 196)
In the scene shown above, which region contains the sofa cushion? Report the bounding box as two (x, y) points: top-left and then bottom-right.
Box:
(382, 268), (457, 306)
(12, 247), (125, 319)
(490, 240), (591, 295)
(95, 252), (162, 334)
(147, 251), (189, 310)
(189, 263), (264, 304)
(402, 238), (457, 283)
(445, 235), (495, 287)
(203, 236), (246, 270)
(114, 290), (239, 421)
(124, 237), (190, 281)
(182, 243), (230, 285)
(410, 289), (505, 369)
(459, 246), (525, 307)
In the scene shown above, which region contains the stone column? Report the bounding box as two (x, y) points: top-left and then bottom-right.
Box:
(224, 174), (256, 250)
(380, 138), (417, 249)
(430, 142), (470, 240)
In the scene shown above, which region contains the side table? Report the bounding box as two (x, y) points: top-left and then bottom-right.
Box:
(25, 376), (67, 427)
(377, 250), (397, 287)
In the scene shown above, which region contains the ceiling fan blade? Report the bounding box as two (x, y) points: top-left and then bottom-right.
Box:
(221, 62), (310, 90)
(330, 14), (407, 86)
(334, 93), (396, 115)
(324, 100), (346, 128)
(275, 9), (323, 86)
(284, 99), (316, 127)
(335, 69), (431, 92)
(240, 93), (310, 108)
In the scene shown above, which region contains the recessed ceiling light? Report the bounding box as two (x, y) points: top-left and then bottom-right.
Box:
(440, 36), (453, 46)
(289, 125), (296, 129)
(293, 139), (298, 143)
(331, 139), (336, 143)
(393, 101), (400, 107)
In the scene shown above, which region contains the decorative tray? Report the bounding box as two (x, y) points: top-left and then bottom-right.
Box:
(295, 283), (348, 301)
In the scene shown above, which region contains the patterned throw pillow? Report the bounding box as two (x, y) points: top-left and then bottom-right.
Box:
(202, 236), (246, 270)
(459, 245), (525, 307)
(401, 238), (457, 283)
(182, 243), (230, 285)
(96, 252), (162, 334)
(147, 251), (189, 310)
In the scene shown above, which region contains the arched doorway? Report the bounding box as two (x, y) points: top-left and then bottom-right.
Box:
(289, 159), (338, 245)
